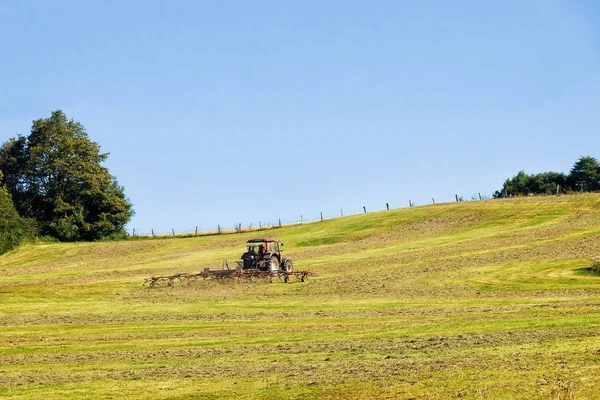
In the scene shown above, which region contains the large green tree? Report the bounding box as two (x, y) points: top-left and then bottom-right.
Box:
(0, 110), (134, 241)
(568, 156), (600, 192)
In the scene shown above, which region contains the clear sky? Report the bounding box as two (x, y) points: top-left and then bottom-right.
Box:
(1, 1), (599, 234)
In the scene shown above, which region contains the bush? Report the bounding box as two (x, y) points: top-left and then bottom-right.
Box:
(0, 187), (36, 254)
(98, 229), (129, 242)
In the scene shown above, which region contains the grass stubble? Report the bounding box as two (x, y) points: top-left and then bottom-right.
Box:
(0, 194), (600, 399)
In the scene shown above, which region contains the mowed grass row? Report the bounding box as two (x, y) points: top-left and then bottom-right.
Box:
(1, 194), (600, 399)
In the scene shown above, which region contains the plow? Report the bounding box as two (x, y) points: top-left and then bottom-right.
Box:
(144, 238), (317, 288)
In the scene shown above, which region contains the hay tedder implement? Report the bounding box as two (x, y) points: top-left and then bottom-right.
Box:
(144, 238), (316, 288)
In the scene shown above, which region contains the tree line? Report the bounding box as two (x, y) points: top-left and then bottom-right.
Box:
(494, 156), (600, 198)
(0, 110), (134, 254)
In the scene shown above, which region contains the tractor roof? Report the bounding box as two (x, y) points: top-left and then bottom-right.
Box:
(246, 238), (278, 244)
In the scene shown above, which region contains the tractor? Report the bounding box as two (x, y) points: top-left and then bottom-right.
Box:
(144, 238), (316, 287)
(240, 238), (293, 274)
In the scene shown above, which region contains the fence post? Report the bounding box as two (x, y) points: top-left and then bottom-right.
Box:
(218, 224), (221, 234)
(432, 198), (435, 204)
(300, 215), (303, 224)
(363, 206), (367, 214)
(556, 185), (560, 196)
(386, 203), (389, 211)
(341, 209), (343, 217)
(172, 229), (175, 236)
(195, 226), (198, 235)
(132, 228), (135, 237)
(320, 212), (323, 221)
(151, 229), (154, 237)
(279, 218), (282, 227)
(455, 194), (459, 202)
(478, 193), (482, 201)
(259, 221), (262, 229)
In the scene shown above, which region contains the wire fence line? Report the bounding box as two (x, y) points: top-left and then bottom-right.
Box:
(130, 192), (493, 238)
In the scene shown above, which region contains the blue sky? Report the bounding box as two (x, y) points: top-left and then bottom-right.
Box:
(1, 1), (599, 234)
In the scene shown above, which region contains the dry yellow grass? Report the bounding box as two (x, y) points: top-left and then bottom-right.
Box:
(1, 194), (600, 399)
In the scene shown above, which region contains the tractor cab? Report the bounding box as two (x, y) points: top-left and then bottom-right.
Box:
(241, 238), (292, 273)
(246, 239), (280, 259)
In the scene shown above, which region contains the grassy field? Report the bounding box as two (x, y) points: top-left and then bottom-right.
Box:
(1, 194), (600, 399)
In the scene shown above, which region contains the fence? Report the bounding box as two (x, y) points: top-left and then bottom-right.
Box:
(130, 192), (493, 238)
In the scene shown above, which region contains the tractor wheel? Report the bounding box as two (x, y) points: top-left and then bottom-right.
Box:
(282, 259), (293, 274)
(270, 256), (280, 272)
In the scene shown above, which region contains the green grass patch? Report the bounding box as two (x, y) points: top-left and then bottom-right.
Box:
(1, 194), (600, 398)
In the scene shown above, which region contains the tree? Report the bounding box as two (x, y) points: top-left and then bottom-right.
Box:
(493, 170), (567, 198)
(0, 110), (134, 241)
(568, 156), (600, 192)
(494, 170), (531, 198)
(528, 172), (568, 195)
(0, 172), (35, 253)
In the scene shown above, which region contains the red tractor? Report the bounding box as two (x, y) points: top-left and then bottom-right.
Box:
(240, 238), (293, 274)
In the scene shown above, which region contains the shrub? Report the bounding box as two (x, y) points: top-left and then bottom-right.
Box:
(0, 187), (36, 254)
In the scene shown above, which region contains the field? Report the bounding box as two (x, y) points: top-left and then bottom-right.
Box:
(1, 194), (600, 399)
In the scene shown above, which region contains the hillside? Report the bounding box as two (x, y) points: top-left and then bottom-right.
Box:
(1, 194), (600, 399)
